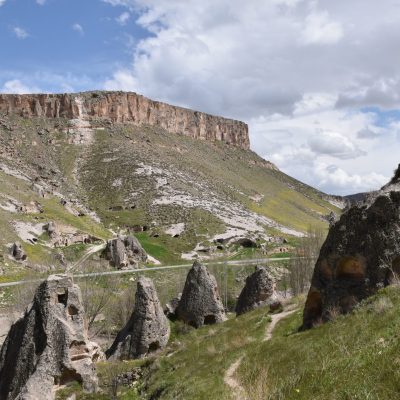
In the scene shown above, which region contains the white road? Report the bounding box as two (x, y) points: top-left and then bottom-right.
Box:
(0, 257), (299, 288)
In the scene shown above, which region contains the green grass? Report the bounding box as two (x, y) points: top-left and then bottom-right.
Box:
(143, 310), (271, 400)
(40, 198), (111, 240)
(238, 286), (400, 400)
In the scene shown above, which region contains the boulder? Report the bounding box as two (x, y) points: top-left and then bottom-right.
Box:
(106, 237), (127, 268)
(0, 275), (101, 400)
(303, 164), (400, 329)
(175, 261), (226, 327)
(104, 236), (147, 269)
(10, 242), (26, 261)
(106, 277), (170, 360)
(164, 294), (181, 320)
(124, 235), (147, 263)
(235, 266), (275, 316)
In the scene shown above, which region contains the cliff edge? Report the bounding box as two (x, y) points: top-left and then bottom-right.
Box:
(0, 91), (250, 149)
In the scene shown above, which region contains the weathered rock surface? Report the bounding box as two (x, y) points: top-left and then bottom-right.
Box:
(164, 294), (181, 320)
(0, 274), (101, 400)
(10, 242), (26, 261)
(103, 236), (147, 269)
(0, 91), (250, 149)
(106, 277), (170, 360)
(176, 261), (226, 327)
(235, 266), (275, 316)
(303, 165), (400, 329)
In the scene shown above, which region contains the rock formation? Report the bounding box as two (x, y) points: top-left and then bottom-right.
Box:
(0, 274), (101, 400)
(303, 164), (400, 329)
(175, 261), (226, 327)
(106, 277), (170, 360)
(235, 266), (275, 316)
(164, 294), (181, 320)
(103, 236), (147, 269)
(10, 242), (26, 261)
(0, 91), (250, 149)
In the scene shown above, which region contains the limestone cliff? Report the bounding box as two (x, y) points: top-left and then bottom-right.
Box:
(0, 91), (250, 149)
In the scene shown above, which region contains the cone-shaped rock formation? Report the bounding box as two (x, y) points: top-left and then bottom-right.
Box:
(303, 164), (400, 329)
(0, 274), (101, 400)
(235, 266), (275, 316)
(106, 277), (170, 360)
(175, 261), (226, 328)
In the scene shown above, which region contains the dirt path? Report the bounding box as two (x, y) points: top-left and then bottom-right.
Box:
(67, 242), (106, 272)
(224, 356), (247, 400)
(224, 307), (299, 399)
(263, 308), (298, 342)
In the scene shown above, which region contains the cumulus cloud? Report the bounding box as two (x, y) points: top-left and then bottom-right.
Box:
(314, 163), (387, 194)
(308, 131), (366, 159)
(1, 79), (40, 94)
(72, 23), (84, 35)
(13, 26), (29, 39)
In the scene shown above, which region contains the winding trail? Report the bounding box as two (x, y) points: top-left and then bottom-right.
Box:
(67, 241), (107, 273)
(224, 307), (299, 399)
(263, 308), (298, 342)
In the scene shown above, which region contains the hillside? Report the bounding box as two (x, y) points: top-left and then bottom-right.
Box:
(145, 287), (400, 400)
(0, 91), (342, 277)
(52, 285), (400, 400)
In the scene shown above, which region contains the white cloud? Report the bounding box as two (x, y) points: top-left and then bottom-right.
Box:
(300, 11), (344, 45)
(294, 92), (338, 115)
(13, 26), (29, 39)
(1, 79), (40, 94)
(116, 11), (130, 25)
(72, 23), (84, 35)
(0, 0), (6, 7)
(36, 0), (46, 5)
(104, 69), (137, 91)
(308, 131), (366, 159)
(314, 163), (387, 193)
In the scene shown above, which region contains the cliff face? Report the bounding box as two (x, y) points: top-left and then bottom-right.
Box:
(0, 91), (250, 149)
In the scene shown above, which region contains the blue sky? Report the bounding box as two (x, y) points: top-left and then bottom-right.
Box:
(0, 0), (147, 92)
(1, 0), (400, 196)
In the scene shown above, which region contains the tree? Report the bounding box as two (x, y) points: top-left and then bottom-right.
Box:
(289, 225), (325, 296)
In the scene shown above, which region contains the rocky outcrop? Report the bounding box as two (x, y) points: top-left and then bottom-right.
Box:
(175, 261), (226, 327)
(106, 277), (170, 360)
(0, 275), (101, 400)
(235, 266), (275, 316)
(103, 236), (147, 269)
(303, 165), (400, 329)
(0, 91), (250, 149)
(164, 294), (181, 320)
(43, 221), (100, 248)
(10, 242), (26, 261)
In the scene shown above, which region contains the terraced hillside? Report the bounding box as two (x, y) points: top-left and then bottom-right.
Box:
(0, 91), (342, 277)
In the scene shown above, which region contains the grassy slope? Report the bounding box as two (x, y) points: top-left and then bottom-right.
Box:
(80, 126), (339, 234)
(138, 286), (400, 400)
(239, 286), (400, 400)
(0, 115), (340, 268)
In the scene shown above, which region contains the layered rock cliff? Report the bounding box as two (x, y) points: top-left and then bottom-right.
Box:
(0, 91), (250, 149)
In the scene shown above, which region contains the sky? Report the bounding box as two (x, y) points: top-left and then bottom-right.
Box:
(1, 0), (400, 195)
